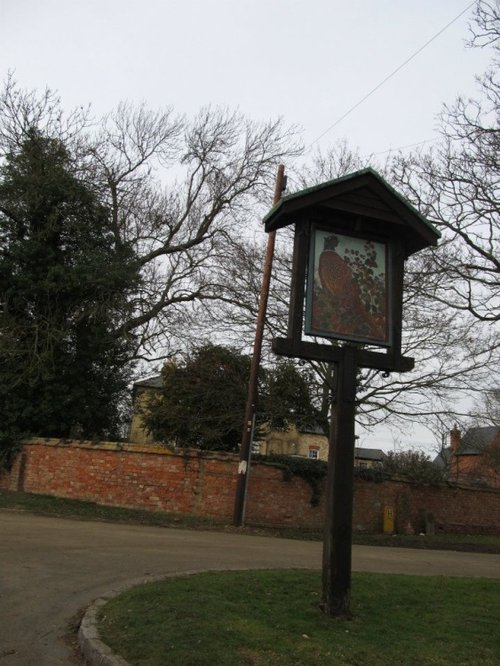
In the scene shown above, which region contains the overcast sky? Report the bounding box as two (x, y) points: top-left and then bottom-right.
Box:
(0, 1), (492, 453)
(1, 0), (490, 157)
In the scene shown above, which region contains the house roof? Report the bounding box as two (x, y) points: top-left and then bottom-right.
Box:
(433, 425), (500, 467)
(133, 375), (163, 390)
(299, 423), (327, 435)
(461, 426), (500, 453)
(354, 447), (384, 461)
(433, 449), (450, 469)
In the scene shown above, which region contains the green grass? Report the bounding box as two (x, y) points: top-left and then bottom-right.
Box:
(2, 490), (500, 553)
(0, 490), (223, 530)
(351, 532), (500, 553)
(97, 570), (500, 666)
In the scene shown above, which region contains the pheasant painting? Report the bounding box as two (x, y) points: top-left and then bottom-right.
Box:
(310, 232), (387, 342)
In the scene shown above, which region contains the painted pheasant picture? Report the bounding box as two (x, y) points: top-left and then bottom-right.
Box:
(307, 230), (388, 344)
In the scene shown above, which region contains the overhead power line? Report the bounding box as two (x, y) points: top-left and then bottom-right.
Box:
(309, 1), (476, 149)
(364, 137), (436, 158)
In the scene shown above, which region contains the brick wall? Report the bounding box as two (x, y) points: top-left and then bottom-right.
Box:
(1, 438), (499, 534)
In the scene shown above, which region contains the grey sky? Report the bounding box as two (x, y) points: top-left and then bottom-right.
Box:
(0, 1), (491, 158)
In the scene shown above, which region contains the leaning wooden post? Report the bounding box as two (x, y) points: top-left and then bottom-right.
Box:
(233, 164), (286, 527)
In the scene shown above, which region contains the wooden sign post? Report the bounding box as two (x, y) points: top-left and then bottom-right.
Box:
(264, 169), (439, 616)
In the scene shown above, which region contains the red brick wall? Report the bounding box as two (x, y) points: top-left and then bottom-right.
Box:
(1, 439), (499, 534)
(352, 479), (500, 535)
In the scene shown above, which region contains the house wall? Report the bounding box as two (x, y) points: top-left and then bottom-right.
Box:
(354, 458), (381, 470)
(449, 426), (500, 488)
(2, 438), (500, 534)
(453, 454), (500, 489)
(259, 426), (329, 461)
(128, 388), (157, 444)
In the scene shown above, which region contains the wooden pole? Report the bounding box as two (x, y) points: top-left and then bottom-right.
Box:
(322, 345), (357, 616)
(233, 164), (285, 527)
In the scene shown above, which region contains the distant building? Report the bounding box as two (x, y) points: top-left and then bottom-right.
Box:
(353, 447), (385, 468)
(257, 423), (329, 460)
(127, 376), (163, 444)
(258, 427), (384, 465)
(434, 424), (500, 488)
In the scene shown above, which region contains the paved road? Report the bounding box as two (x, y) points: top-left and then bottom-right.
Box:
(1, 511), (499, 665)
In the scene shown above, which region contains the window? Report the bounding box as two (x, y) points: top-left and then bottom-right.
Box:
(308, 448), (319, 460)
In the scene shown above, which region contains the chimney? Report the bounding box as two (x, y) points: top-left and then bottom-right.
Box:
(450, 424), (461, 453)
(450, 424), (461, 481)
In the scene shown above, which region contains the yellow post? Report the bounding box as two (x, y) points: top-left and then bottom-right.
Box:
(383, 505), (395, 534)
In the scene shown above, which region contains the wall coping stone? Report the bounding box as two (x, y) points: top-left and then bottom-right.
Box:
(24, 437), (240, 462)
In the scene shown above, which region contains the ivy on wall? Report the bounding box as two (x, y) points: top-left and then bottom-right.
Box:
(255, 454), (405, 507)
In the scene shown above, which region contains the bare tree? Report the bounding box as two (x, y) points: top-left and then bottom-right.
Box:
(469, 0), (500, 48)
(98, 105), (301, 359)
(470, 387), (500, 426)
(0, 73), (92, 156)
(293, 139), (378, 189)
(0, 78), (302, 365)
(391, 0), (499, 324)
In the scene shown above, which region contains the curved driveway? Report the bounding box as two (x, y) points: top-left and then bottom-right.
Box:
(1, 511), (499, 665)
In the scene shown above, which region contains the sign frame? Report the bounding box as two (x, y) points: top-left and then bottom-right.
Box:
(304, 224), (393, 347)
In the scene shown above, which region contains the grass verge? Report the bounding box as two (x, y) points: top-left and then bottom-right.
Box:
(97, 569), (500, 666)
(0, 490), (222, 530)
(1, 490), (500, 553)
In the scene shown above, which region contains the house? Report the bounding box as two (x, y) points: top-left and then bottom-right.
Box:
(257, 423), (329, 460)
(434, 424), (500, 488)
(353, 447), (385, 469)
(258, 427), (384, 465)
(127, 375), (163, 444)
